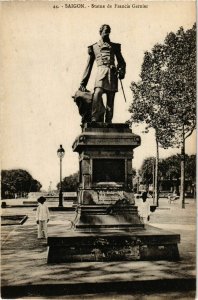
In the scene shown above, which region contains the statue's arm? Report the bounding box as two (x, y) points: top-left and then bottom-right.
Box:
(80, 46), (95, 90)
(115, 44), (126, 79)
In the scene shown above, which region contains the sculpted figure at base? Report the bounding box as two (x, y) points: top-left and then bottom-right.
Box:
(79, 24), (126, 123)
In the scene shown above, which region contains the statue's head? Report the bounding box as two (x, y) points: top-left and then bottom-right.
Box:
(99, 24), (111, 39)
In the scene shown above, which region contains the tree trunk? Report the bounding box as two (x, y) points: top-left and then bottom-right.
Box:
(152, 159), (155, 204)
(154, 136), (159, 206)
(180, 125), (185, 208)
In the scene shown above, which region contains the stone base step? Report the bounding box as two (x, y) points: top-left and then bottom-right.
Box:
(47, 225), (180, 263)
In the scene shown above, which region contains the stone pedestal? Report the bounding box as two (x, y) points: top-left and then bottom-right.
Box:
(72, 123), (142, 231)
(47, 123), (180, 263)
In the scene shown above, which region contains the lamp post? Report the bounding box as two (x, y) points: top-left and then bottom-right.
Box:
(57, 145), (65, 207)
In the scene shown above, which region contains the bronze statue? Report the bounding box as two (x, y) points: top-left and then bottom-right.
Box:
(79, 24), (126, 123)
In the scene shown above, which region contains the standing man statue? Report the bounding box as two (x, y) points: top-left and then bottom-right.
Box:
(79, 24), (126, 123)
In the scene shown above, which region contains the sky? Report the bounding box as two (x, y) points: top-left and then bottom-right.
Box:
(1, 1), (196, 191)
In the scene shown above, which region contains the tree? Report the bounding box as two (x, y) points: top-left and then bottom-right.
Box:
(185, 155), (196, 182)
(139, 157), (155, 187)
(161, 25), (196, 207)
(159, 154), (196, 195)
(1, 169), (42, 199)
(57, 172), (79, 192)
(128, 24), (196, 207)
(129, 46), (172, 206)
(138, 154), (196, 196)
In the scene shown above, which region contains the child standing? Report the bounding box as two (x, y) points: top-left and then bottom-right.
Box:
(36, 196), (50, 239)
(138, 191), (151, 224)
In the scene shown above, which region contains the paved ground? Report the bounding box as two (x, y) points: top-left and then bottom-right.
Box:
(1, 197), (196, 299)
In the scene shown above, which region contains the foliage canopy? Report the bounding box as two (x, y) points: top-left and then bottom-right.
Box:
(129, 24), (196, 148)
(139, 154), (196, 184)
(1, 169), (42, 198)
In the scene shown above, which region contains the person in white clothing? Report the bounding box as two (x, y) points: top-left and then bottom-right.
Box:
(138, 191), (151, 224)
(36, 196), (50, 239)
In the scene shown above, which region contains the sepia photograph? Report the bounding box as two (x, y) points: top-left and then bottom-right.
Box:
(1, 0), (196, 299)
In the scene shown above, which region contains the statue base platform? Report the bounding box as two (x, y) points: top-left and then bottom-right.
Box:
(47, 224), (180, 263)
(47, 123), (180, 263)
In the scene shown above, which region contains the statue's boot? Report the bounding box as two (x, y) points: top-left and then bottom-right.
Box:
(105, 92), (115, 123)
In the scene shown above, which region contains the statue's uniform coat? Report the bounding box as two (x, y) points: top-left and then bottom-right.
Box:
(81, 40), (126, 92)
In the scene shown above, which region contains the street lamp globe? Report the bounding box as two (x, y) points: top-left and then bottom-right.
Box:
(57, 144), (65, 159)
(57, 144), (65, 207)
